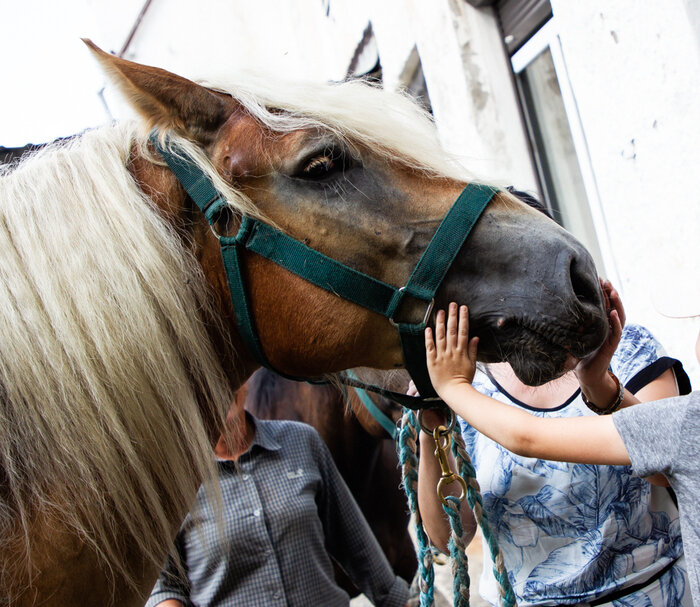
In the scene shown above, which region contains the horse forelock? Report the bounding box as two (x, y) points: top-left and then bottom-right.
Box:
(199, 73), (472, 182)
(0, 124), (235, 594)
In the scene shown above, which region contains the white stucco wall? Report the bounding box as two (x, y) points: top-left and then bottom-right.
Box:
(0, 0), (112, 146)
(404, 0), (536, 189)
(93, 0), (371, 121)
(552, 0), (700, 383)
(90, 0), (534, 187)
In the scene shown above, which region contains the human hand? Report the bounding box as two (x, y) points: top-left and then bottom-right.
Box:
(425, 303), (479, 401)
(575, 279), (625, 398)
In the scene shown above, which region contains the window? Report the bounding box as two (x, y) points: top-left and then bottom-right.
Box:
(507, 17), (615, 278)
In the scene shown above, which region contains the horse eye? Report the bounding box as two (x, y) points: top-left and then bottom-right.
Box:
(303, 155), (335, 177)
(296, 148), (350, 180)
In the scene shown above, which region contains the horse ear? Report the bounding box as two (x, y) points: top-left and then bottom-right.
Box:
(83, 39), (236, 145)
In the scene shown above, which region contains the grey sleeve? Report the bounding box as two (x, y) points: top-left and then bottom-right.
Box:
(613, 394), (691, 478)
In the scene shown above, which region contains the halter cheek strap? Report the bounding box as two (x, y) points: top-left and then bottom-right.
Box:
(391, 184), (494, 400)
(151, 134), (495, 408)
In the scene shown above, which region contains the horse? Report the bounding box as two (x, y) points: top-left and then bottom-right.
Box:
(0, 40), (609, 606)
(241, 367), (416, 595)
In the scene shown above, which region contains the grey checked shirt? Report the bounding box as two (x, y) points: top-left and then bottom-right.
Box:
(147, 414), (409, 607)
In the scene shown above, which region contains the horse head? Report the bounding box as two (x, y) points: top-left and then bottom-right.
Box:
(87, 41), (607, 388)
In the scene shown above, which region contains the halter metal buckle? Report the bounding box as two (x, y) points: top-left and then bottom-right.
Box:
(388, 287), (435, 328)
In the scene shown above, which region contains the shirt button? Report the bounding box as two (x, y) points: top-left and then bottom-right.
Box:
(273, 591), (281, 599)
(253, 508), (261, 517)
(241, 474), (250, 480)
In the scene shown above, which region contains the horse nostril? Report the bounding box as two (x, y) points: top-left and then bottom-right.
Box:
(569, 256), (600, 307)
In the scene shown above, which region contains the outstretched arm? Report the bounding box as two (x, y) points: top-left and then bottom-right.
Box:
(425, 303), (631, 466)
(572, 280), (677, 485)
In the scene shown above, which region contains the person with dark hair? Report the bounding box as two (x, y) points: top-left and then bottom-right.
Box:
(506, 186), (551, 217)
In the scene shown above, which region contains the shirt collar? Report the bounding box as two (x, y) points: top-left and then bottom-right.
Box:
(214, 412), (282, 464)
(246, 411), (282, 453)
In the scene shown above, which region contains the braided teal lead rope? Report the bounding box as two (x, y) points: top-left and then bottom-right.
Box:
(450, 431), (516, 607)
(398, 410), (435, 607)
(442, 495), (471, 606)
(399, 408), (516, 607)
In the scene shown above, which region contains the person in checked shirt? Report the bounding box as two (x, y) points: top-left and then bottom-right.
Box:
(147, 398), (410, 607)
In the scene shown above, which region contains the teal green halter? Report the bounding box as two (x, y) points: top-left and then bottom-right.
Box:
(151, 134), (496, 408)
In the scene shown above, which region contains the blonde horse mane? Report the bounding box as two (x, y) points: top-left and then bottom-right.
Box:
(200, 71), (473, 181)
(0, 123), (236, 591)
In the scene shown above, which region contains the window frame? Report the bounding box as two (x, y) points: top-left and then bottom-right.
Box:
(511, 19), (619, 285)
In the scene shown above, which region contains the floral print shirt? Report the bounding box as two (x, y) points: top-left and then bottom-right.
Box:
(460, 325), (686, 606)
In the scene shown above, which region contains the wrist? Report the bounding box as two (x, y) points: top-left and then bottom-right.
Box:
(438, 379), (475, 405)
(581, 370), (624, 414)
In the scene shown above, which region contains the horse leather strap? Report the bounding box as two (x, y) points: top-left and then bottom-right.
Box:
(335, 372), (442, 410)
(151, 134), (495, 408)
(345, 370), (398, 439)
(222, 217), (399, 317)
(148, 136), (228, 224)
(393, 184), (495, 398)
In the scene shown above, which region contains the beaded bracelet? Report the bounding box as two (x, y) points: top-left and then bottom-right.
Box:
(581, 370), (625, 415)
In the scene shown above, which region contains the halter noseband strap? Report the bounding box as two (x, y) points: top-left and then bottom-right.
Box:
(151, 134), (495, 408)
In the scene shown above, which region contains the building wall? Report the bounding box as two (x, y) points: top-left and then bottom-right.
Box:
(99, 0), (534, 188)
(97, 0), (369, 119)
(404, 0), (537, 189)
(552, 0), (700, 382)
